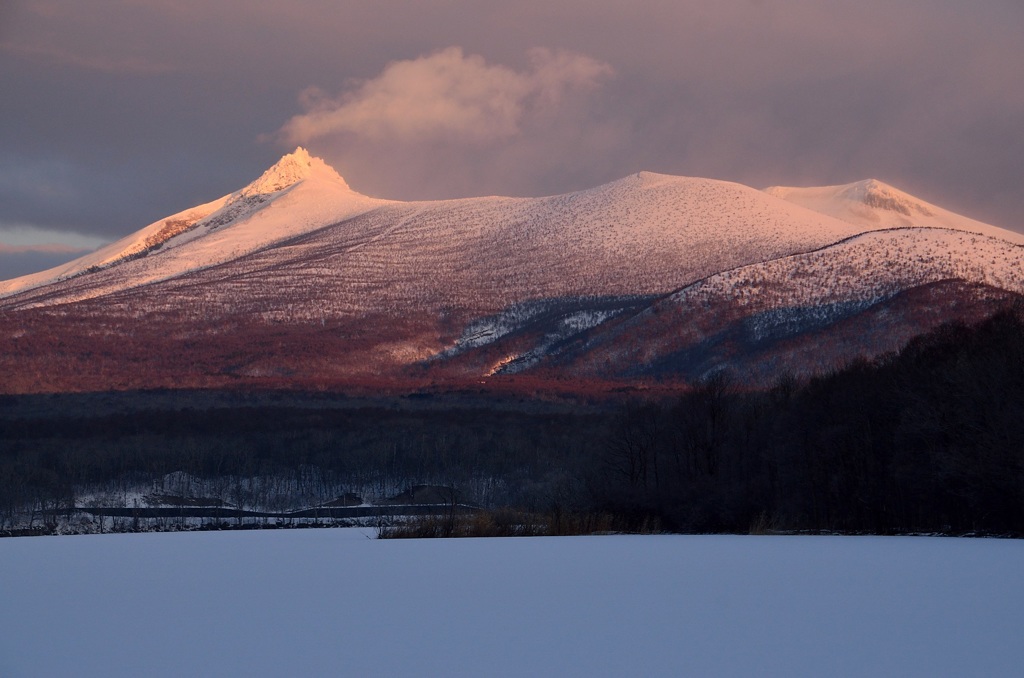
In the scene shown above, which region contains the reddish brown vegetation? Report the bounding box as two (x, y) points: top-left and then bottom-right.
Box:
(0, 304), (678, 397)
(1, 280), (1018, 396)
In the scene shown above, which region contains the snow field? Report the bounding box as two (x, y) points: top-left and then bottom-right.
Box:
(1, 531), (1022, 677)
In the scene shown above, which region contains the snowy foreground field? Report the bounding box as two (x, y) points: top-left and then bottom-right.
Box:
(2, 530), (1023, 677)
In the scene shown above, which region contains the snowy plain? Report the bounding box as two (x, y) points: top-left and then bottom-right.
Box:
(1, 530), (1022, 677)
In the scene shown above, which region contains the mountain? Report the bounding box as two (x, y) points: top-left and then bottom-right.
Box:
(1, 150), (1022, 393)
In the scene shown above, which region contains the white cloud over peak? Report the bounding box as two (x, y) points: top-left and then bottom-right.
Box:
(279, 47), (613, 145)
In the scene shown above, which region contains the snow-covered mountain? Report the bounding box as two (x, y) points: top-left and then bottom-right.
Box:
(1, 150), (1021, 392)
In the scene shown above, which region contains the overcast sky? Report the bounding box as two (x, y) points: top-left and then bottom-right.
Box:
(1, 0), (1022, 278)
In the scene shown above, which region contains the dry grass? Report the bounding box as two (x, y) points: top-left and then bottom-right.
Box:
(377, 509), (661, 539)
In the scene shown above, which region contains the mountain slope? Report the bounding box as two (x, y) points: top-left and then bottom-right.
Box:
(523, 228), (1024, 383)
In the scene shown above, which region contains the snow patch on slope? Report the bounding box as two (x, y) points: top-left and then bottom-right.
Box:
(436, 296), (649, 373)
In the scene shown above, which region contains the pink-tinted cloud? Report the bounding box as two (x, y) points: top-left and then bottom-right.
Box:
(279, 47), (612, 145)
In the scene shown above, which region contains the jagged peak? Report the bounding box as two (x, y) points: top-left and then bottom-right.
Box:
(239, 147), (350, 198)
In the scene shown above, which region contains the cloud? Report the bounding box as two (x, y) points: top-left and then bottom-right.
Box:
(279, 47), (613, 145)
(0, 243), (87, 254)
(0, 222), (108, 250)
(0, 221), (100, 281)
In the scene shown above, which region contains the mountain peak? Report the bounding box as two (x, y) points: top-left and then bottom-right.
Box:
(838, 179), (932, 217)
(240, 147), (350, 198)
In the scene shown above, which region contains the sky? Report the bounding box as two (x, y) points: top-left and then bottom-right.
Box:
(1, 0), (1022, 279)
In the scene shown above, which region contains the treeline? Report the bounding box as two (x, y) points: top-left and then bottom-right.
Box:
(2, 306), (1023, 536)
(0, 397), (608, 531)
(595, 306), (1024, 535)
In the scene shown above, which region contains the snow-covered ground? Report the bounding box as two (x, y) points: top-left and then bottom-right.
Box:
(666, 228), (1024, 323)
(1, 531), (1021, 677)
